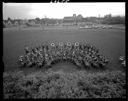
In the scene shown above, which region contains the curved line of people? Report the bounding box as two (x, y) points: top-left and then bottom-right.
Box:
(18, 42), (109, 69)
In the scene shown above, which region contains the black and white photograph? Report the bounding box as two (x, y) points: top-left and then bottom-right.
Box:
(3, 2), (126, 99)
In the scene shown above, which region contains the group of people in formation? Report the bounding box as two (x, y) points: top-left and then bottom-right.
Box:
(18, 42), (109, 69)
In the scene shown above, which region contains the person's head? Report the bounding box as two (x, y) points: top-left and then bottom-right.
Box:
(51, 43), (55, 47)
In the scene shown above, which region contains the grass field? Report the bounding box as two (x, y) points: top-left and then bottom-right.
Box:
(3, 26), (125, 72)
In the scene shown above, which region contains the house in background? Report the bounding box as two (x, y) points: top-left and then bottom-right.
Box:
(3, 20), (6, 28)
(19, 19), (29, 25)
(14, 20), (20, 26)
(47, 19), (58, 26)
(3, 20), (8, 27)
(7, 19), (13, 26)
(28, 19), (36, 25)
(63, 14), (84, 26)
(63, 14), (76, 26)
(3, 19), (13, 27)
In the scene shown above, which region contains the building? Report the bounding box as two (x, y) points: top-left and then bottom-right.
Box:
(28, 19), (36, 25)
(63, 14), (84, 26)
(19, 19), (29, 25)
(3, 20), (8, 28)
(13, 19), (21, 26)
(63, 14), (77, 25)
(47, 19), (58, 25)
(14, 21), (18, 26)
(7, 20), (12, 25)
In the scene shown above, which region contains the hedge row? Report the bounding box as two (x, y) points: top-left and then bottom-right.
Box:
(3, 70), (126, 99)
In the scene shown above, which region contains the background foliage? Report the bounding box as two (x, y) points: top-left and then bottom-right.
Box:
(3, 70), (126, 98)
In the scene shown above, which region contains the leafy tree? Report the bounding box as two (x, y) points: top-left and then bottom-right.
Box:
(35, 17), (40, 24)
(7, 17), (12, 21)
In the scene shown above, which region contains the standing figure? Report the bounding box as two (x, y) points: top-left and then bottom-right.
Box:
(25, 46), (30, 54)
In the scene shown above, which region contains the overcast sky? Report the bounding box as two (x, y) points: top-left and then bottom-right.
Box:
(3, 2), (125, 19)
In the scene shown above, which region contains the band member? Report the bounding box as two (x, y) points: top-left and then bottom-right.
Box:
(122, 60), (125, 67)
(18, 42), (109, 70)
(119, 56), (124, 61)
(24, 46), (30, 54)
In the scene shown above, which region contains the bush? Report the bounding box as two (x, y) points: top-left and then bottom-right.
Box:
(3, 70), (126, 98)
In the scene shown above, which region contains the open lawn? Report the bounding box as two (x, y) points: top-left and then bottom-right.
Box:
(3, 26), (125, 72)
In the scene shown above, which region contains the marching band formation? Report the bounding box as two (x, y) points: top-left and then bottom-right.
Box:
(18, 42), (109, 69)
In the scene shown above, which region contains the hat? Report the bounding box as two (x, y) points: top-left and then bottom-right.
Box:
(67, 42), (71, 46)
(59, 42), (64, 46)
(119, 56), (124, 61)
(75, 42), (79, 46)
(51, 43), (55, 47)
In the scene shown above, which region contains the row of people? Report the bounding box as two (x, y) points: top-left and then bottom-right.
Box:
(18, 42), (109, 69)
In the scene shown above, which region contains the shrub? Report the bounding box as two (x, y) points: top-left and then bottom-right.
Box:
(3, 70), (126, 98)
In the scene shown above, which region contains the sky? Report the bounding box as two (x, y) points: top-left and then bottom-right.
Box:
(3, 2), (125, 20)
